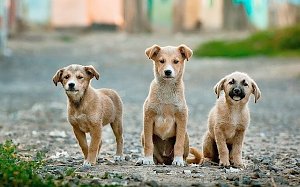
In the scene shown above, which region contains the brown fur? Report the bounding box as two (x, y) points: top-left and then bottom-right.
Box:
(138, 44), (202, 166)
(203, 72), (261, 167)
(52, 64), (123, 166)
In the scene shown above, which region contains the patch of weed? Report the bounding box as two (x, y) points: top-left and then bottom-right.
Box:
(194, 25), (300, 58)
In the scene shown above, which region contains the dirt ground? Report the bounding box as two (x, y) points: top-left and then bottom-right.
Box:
(0, 31), (299, 186)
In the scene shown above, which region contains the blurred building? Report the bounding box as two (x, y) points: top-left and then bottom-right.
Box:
(1, 0), (300, 33)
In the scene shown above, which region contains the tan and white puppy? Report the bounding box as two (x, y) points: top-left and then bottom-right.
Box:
(139, 44), (202, 166)
(203, 72), (261, 167)
(52, 64), (123, 167)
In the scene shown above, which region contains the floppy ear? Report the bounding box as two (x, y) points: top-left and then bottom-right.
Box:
(84, 65), (100, 80)
(251, 80), (261, 103)
(145, 45), (161, 60)
(52, 68), (64, 86)
(178, 44), (193, 61)
(214, 78), (226, 98)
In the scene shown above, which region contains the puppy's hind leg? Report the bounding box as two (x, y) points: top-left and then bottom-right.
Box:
(110, 118), (124, 161)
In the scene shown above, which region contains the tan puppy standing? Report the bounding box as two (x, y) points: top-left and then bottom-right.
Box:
(203, 72), (261, 167)
(139, 44), (202, 166)
(52, 64), (123, 167)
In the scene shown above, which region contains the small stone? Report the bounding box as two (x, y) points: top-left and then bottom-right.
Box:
(191, 183), (206, 187)
(131, 173), (143, 182)
(192, 173), (203, 178)
(183, 170), (191, 174)
(132, 154), (140, 159)
(125, 155), (131, 161)
(226, 174), (238, 181)
(112, 178), (123, 184)
(146, 180), (159, 187)
(252, 158), (261, 164)
(251, 172), (260, 179)
(191, 169), (202, 174)
(129, 149), (139, 153)
(261, 157), (272, 165)
(253, 165), (260, 172)
(217, 182), (230, 187)
(225, 167), (240, 173)
(267, 165), (279, 172)
(250, 180), (262, 187)
(234, 179), (240, 186)
(90, 178), (101, 185)
(242, 176), (251, 185)
(154, 168), (170, 173)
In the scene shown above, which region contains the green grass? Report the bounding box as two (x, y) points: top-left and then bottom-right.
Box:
(0, 140), (122, 187)
(194, 25), (300, 58)
(0, 140), (55, 186)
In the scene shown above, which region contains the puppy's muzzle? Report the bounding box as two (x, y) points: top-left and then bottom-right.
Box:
(229, 87), (245, 101)
(66, 82), (79, 93)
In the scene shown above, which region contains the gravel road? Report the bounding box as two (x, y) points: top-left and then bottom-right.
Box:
(0, 31), (299, 186)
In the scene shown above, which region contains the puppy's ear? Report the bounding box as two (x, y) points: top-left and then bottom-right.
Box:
(178, 44), (193, 61)
(52, 68), (64, 86)
(145, 45), (161, 60)
(214, 78), (226, 98)
(251, 80), (261, 103)
(85, 65), (100, 80)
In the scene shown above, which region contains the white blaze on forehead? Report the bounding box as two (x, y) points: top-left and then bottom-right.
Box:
(165, 64), (175, 75)
(67, 79), (76, 85)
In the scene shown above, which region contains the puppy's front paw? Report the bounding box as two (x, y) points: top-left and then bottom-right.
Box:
(114, 155), (124, 162)
(219, 159), (230, 167)
(172, 156), (185, 166)
(232, 159), (244, 168)
(136, 156), (155, 165)
(83, 160), (92, 168)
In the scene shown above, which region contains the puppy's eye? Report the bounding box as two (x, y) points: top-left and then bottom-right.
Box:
(241, 80), (248, 86)
(159, 59), (165, 64)
(64, 75), (69, 79)
(77, 76), (83, 79)
(173, 60), (179, 64)
(229, 79), (235, 85)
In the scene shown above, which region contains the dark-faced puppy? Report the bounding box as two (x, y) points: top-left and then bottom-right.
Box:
(53, 64), (124, 167)
(203, 72), (261, 167)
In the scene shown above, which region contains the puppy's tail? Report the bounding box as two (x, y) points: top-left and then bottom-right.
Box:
(186, 147), (203, 164)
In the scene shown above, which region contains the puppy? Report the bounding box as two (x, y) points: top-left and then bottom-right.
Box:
(139, 44), (202, 166)
(52, 64), (123, 167)
(203, 72), (261, 167)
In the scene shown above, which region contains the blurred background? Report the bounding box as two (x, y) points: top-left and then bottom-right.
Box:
(1, 0), (300, 50)
(1, 0), (300, 56)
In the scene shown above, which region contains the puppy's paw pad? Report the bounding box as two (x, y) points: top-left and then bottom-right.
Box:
(114, 155), (124, 162)
(172, 156), (185, 166)
(136, 156), (155, 165)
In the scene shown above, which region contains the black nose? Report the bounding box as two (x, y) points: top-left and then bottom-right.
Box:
(69, 83), (75, 88)
(233, 88), (241, 94)
(164, 70), (172, 76)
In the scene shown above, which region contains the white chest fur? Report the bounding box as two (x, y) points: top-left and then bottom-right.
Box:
(154, 115), (176, 140)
